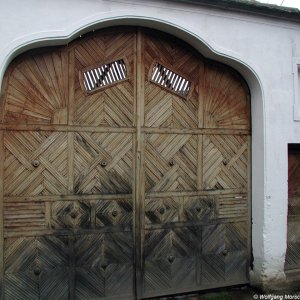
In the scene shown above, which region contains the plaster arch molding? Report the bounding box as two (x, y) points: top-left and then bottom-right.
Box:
(0, 14), (270, 289)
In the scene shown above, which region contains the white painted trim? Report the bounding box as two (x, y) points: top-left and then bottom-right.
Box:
(293, 58), (300, 121)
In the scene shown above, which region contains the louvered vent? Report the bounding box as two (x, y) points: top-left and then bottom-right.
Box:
(151, 63), (191, 98)
(83, 59), (127, 92)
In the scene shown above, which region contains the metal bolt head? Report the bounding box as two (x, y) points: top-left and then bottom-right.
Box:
(70, 212), (77, 219)
(169, 159), (175, 166)
(223, 159), (228, 166)
(159, 207), (165, 215)
(100, 160), (107, 167)
(32, 160), (40, 167)
(33, 267), (41, 276)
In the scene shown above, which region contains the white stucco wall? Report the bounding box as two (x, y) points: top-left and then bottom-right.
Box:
(1, 0), (300, 289)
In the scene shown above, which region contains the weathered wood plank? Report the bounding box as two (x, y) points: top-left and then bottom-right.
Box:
(0, 124), (135, 133)
(135, 28), (144, 300)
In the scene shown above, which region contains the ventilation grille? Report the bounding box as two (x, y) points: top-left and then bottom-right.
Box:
(83, 59), (127, 92)
(151, 63), (192, 97)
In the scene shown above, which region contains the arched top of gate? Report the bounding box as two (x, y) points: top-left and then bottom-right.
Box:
(0, 15), (263, 98)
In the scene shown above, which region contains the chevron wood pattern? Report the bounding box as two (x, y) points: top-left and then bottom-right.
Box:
(0, 27), (251, 299)
(74, 132), (133, 194)
(201, 222), (248, 284)
(145, 134), (198, 192)
(4, 131), (68, 196)
(73, 30), (135, 127)
(285, 220), (300, 270)
(75, 232), (134, 298)
(143, 227), (198, 295)
(144, 30), (199, 129)
(4, 235), (69, 299)
(203, 135), (248, 190)
(3, 50), (68, 125)
(51, 201), (91, 229)
(95, 199), (132, 229)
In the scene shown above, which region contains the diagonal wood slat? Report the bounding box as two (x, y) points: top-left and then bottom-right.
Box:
(145, 134), (197, 192)
(4, 131), (68, 196)
(203, 135), (248, 190)
(3, 50), (68, 125)
(74, 132), (133, 194)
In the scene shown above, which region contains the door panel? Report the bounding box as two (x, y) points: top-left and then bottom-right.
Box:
(74, 132), (133, 194)
(4, 236), (69, 300)
(203, 135), (248, 190)
(1, 27), (250, 299)
(145, 134), (198, 192)
(143, 31), (199, 129)
(202, 63), (250, 130)
(73, 29), (135, 127)
(74, 232), (134, 299)
(4, 131), (68, 196)
(144, 227), (199, 295)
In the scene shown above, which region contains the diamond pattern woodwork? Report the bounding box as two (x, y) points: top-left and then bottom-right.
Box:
(75, 233), (134, 298)
(144, 227), (198, 294)
(183, 196), (215, 222)
(95, 199), (132, 228)
(4, 131), (68, 196)
(145, 197), (179, 224)
(74, 132), (133, 194)
(51, 201), (91, 229)
(4, 236), (69, 300)
(145, 134), (197, 192)
(202, 222), (248, 284)
(203, 135), (248, 190)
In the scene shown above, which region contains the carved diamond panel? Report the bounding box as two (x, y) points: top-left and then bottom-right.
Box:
(95, 199), (132, 228)
(145, 134), (197, 192)
(183, 196), (215, 222)
(143, 227), (199, 294)
(74, 132), (133, 194)
(203, 135), (248, 190)
(4, 236), (69, 300)
(201, 222), (248, 284)
(75, 233), (134, 298)
(145, 197), (179, 224)
(51, 201), (91, 229)
(4, 131), (68, 196)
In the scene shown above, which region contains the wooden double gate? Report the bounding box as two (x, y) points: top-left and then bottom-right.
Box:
(0, 27), (251, 299)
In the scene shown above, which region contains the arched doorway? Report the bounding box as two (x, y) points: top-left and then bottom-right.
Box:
(0, 27), (251, 299)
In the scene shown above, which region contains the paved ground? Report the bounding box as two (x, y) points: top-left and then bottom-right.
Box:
(150, 285), (300, 300)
